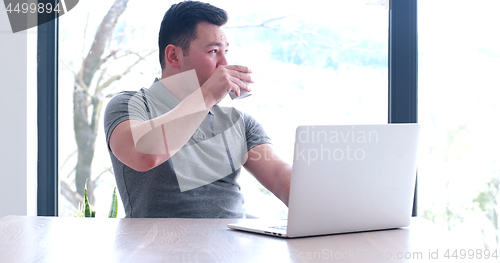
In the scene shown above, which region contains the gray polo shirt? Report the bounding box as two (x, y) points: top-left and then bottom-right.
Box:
(104, 80), (271, 218)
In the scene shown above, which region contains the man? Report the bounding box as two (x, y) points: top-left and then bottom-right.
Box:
(104, 1), (291, 218)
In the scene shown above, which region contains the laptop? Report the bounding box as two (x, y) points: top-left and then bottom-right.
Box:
(228, 124), (420, 238)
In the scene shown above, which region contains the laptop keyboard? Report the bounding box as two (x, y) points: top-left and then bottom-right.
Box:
(269, 225), (287, 230)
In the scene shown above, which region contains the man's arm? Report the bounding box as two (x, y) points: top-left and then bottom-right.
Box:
(108, 90), (207, 172)
(243, 143), (291, 206)
(109, 65), (252, 172)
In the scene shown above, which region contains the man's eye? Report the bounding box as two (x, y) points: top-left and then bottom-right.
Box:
(209, 50), (217, 53)
(224, 50), (228, 54)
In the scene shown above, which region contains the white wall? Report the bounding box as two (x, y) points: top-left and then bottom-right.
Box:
(0, 4), (36, 217)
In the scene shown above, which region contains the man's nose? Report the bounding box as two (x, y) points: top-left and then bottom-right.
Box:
(217, 53), (228, 67)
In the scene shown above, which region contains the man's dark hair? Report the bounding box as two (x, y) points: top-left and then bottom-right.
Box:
(158, 1), (228, 69)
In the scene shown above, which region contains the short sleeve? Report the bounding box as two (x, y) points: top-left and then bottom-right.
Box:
(103, 91), (149, 151)
(241, 111), (272, 151)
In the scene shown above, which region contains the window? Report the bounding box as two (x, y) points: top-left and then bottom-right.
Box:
(418, 0), (500, 248)
(218, 1), (389, 218)
(55, 0), (390, 218)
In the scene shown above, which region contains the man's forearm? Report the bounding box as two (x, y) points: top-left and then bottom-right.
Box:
(244, 144), (292, 207)
(274, 164), (292, 206)
(130, 87), (209, 163)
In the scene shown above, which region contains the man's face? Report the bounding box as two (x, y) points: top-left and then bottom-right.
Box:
(178, 22), (229, 86)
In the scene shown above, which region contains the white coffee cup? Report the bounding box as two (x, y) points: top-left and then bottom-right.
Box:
(229, 81), (252, 100)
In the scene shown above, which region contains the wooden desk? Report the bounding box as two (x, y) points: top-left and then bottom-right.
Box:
(0, 216), (488, 263)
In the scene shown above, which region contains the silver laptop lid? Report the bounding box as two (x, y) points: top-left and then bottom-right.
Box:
(287, 124), (420, 237)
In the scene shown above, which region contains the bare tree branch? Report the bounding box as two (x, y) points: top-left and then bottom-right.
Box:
(66, 166), (76, 179)
(90, 49), (156, 133)
(61, 180), (83, 208)
(59, 59), (77, 77)
(95, 49), (156, 95)
(98, 49), (118, 69)
(81, 0), (129, 86)
(226, 16), (288, 29)
(82, 13), (90, 61)
(73, 0), (130, 205)
(75, 66), (91, 96)
(61, 150), (77, 169)
(95, 66), (109, 91)
(93, 167), (114, 188)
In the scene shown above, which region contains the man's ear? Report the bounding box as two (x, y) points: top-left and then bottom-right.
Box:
(165, 44), (182, 69)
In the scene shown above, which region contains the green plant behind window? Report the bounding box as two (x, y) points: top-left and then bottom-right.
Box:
(72, 186), (118, 218)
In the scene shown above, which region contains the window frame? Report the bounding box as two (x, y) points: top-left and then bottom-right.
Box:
(37, 0), (59, 216)
(388, 0), (418, 216)
(37, 0), (418, 217)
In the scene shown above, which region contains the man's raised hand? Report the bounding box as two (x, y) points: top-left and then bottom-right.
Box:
(201, 65), (253, 108)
